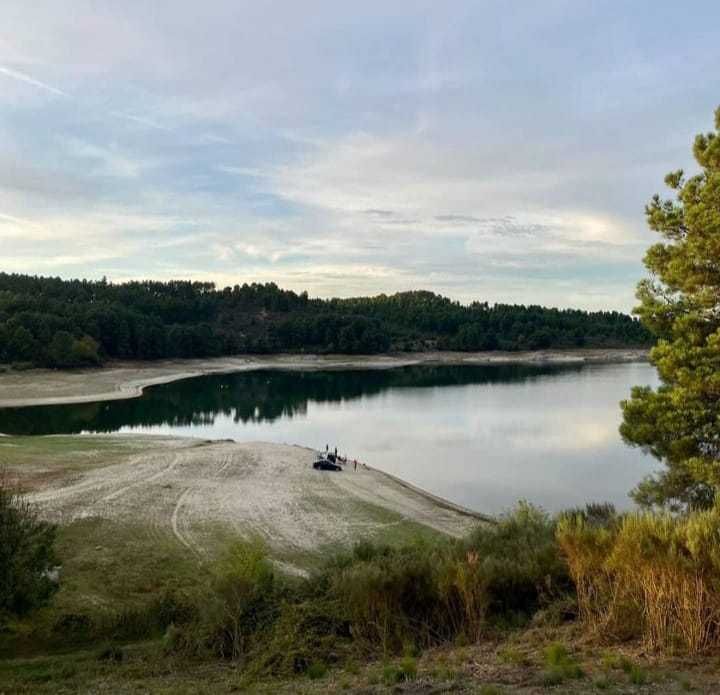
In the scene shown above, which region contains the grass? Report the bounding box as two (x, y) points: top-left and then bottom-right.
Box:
(558, 507), (720, 653)
(0, 435), (164, 494)
(0, 434), (134, 464)
(497, 645), (530, 666)
(540, 642), (584, 685)
(306, 660), (328, 680)
(1, 516), (204, 658)
(0, 637), (695, 694)
(628, 664), (649, 685)
(277, 500), (447, 574)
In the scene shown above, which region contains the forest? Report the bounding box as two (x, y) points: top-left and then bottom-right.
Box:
(0, 273), (652, 368)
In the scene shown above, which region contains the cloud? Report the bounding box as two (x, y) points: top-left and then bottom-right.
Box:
(434, 214), (482, 223)
(59, 137), (159, 179)
(110, 111), (171, 132)
(0, 65), (68, 96)
(0, 1), (718, 311)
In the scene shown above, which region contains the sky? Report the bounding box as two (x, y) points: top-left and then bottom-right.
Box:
(1, 1), (719, 311)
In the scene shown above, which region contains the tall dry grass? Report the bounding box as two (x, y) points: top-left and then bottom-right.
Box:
(557, 507), (720, 653)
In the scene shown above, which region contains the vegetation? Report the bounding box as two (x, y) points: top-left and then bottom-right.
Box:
(3, 489), (717, 692)
(558, 504), (720, 653)
(621, 106), (720, 511)
(118, 505), (571, 680)
(540, 643), (584, 685)
(0, 274), (650, 368)
(1, 505), (565, 670)
(0, 477), (58, 626)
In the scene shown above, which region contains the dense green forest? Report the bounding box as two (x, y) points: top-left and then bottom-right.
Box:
(0, 273), (651, 368)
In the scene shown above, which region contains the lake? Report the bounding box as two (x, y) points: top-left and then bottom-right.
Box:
(0, 361), (659, 514)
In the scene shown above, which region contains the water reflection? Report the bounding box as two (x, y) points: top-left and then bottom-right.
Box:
(0, 364), (581, 436)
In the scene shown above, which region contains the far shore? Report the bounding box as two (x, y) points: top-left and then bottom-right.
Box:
(0, 348), (648, 409)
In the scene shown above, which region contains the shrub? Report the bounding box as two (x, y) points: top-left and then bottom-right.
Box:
(179, 505), (576, 678)
(52, 613), (93, 640)
(558, 505), (720, 653)
(197, 539), (277, 660)
(96, 644), (124, 662)
(458, 502), (570, 628)
(0, 477), (58, 625)
(330, 539), (449, 653)
(98, 589), (197, 642)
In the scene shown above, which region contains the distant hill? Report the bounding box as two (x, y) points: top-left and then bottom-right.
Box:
(0, 273), (652, 368)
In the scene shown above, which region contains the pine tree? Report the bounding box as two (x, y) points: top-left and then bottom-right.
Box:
(621, 106), (720, 510)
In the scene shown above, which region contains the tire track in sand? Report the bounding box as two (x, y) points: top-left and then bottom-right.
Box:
(171, 487), (200, 557)
(98, 451), (184, 503)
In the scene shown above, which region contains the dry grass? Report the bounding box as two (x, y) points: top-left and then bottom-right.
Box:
(558, 508), (720, 653)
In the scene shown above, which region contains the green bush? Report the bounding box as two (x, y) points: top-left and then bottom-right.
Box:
(459, 502), (570, 626)
(0, 478), (58, 625)
(330, 539), (449, 653)
(398, 655), (418, 680)
(195, 539), (278, 660)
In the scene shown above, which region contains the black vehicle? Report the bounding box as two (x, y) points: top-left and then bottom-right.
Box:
(313, 456), (342, 471)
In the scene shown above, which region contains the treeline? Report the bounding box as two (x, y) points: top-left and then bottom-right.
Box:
(0, 273), (651, 368)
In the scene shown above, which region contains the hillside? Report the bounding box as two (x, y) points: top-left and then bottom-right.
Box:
(0, 273), (652, 368)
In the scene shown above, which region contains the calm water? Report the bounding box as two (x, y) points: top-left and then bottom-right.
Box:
(0, 362), (659, 514)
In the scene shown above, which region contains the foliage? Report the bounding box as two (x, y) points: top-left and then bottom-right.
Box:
(0, 275), (651, 368)
(191, 539), (278, 661)
(162, 505), (567, 679)
(621, 106), (720, 510)
(0, 477), (58, 624)
(557, 505), (720, 653)
(458, 502), (570, 626)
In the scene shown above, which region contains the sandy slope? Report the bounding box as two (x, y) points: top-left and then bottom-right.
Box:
(0, 349), (647, 408)
(6, 436), (486, 573)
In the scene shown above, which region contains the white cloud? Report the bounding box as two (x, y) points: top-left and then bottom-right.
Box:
(59, 137), (159, 179)
(0, 65), (68, 96)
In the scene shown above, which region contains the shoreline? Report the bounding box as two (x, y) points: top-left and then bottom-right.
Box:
(363, 461), (496, 524)
(0, 348), (648, 409)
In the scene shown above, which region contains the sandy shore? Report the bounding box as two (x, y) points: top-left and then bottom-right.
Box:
(1, 435), (487, 573)
(0, 349), (647, 408)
